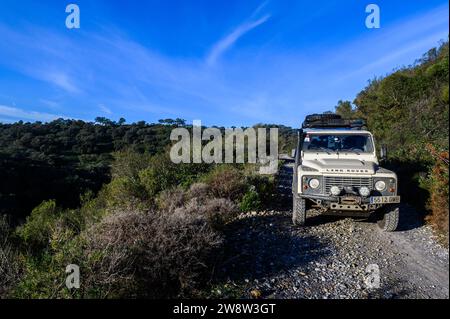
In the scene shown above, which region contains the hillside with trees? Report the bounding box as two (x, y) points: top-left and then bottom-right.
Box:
(0, 118), (296, 223)
(0, 41), (448, 298)
(336, 41), (449, 238)
(0, 119), (178, 222)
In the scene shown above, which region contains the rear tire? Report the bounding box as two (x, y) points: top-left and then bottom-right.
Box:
(293, 195), (306, 226)
(377, 204), (400, 232)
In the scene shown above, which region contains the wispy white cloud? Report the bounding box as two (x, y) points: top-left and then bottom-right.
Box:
(42, 72), (81, 94)
(0, 2), (447, 127)
(328, 4), (449, 84)
(206, 4), (271, 66)
(0, 105), (68, 122)
(339, 31), (449, 81)
(0, 24), (81, 95)
(39, 99), (61, 110)
(250, 0), (270, 19)
(99, 104), (112, 115)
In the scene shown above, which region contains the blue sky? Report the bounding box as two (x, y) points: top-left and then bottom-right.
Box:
(0, 0), (448, 127)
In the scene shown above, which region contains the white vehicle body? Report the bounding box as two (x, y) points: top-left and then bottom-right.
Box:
(294, 128), (399, 214)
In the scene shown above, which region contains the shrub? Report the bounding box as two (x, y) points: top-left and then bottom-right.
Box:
(203, 166), (246, 201)
(139, 153), (179, 198)
(239, 189), (261, 212)
(12, 205), (225, 299)
(0, 215), (21, 297)
(424, 148), (449, 244)
(111, 149), (152, 180)
(77, 190), (108, 227)
(157, 183), (237, 230)
(245, 174), (276, 206)
(15, 199), (101, 253)
(0, 215), (10, 244)
(139, 153), (213, 199)
(11, 234), (85, 299)
(104, 176), (148, 209)
(187, 182), (212, 201)
(16, 200), (60, 251)
(156, 186), (186, 211)
(82, 208), (223, 298)
(178, 197), (239, 230)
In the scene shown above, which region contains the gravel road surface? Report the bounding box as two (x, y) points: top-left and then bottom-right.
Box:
(213, 163), (449, 299)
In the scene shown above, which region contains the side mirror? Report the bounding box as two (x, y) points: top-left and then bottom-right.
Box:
(380, 144), (388, 162)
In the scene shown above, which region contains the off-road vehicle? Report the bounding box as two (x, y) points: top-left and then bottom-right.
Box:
(292, 113), (401, 231)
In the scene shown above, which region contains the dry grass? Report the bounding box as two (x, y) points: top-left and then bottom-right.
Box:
(82, 207), (223, 298)
(187, 183), (212, 201)
(156, 186), (186, 211)
(204, 166), (246, 201)
(80, 181), (239, 297)
(0, 216), (21, 297)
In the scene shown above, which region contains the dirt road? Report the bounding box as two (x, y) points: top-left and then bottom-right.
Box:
(213, 163), (449, 299)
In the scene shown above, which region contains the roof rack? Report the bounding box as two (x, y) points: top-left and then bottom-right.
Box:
(302, 113), (366, 130)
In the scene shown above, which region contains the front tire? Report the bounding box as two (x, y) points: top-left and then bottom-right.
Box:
(377, 204), (400, 232)
(293, 195), (306, 226)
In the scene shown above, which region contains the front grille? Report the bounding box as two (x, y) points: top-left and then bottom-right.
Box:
(324, 176), (372, 194)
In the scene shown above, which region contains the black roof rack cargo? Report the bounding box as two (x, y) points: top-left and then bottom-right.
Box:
(302, 113), (366, 130)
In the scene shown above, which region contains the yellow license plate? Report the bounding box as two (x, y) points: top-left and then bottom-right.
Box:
(370, 196), (400, 204)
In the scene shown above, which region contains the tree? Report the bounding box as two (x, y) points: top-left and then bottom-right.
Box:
(335, 100), (357, 119)
(95, 117), (114, 126)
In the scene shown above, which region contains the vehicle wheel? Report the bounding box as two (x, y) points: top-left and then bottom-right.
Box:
(377, 204), (400, 232)
(293, 195), (306, 226)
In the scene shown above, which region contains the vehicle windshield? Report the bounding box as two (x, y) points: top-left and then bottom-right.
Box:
(302, 133), (374, 153)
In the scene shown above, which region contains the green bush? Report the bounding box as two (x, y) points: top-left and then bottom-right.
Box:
(11, 239), (84, 299)
(245, 174), (276, 206)
(139, 153), (212, 199)
(239, 189), (261, 212)
(139, 155), (177, 198)
(104, 177), (148, 208)
(111, 149), (152, 180)
(16, 200), (60, 251)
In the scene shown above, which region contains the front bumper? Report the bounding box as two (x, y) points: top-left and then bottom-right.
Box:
(299, 193), (400, 211)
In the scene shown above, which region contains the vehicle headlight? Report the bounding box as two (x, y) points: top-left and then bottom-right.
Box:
(359, 186), (370, 197)
(330, 186), (341, 196)
(309, 178), (320, 189)
(375, 180), (386, 191)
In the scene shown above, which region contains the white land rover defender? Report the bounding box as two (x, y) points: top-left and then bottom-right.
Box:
(292, 113), (401, 231)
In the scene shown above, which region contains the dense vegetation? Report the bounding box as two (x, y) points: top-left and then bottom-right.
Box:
(336, 41), (449, 239)
(1, 149), (276, 297)
(0, 42), (448, 298)
(0, 119), (178, 222)
(0, 119), (296, 223)
(0, 118), (282, 297)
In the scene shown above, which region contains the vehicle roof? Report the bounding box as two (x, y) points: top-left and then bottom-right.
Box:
(303, 128), (372, 134)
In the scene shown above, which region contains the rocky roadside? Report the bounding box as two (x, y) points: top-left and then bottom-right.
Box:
(212, 209), (449, 299)
(209, 161), (448, 299)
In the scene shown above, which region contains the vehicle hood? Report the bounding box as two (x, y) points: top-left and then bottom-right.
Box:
(302, 159), (376, 174)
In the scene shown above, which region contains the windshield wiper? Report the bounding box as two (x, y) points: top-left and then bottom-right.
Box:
(340, 148), (361, 155)
(309, 146), (334, 154)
